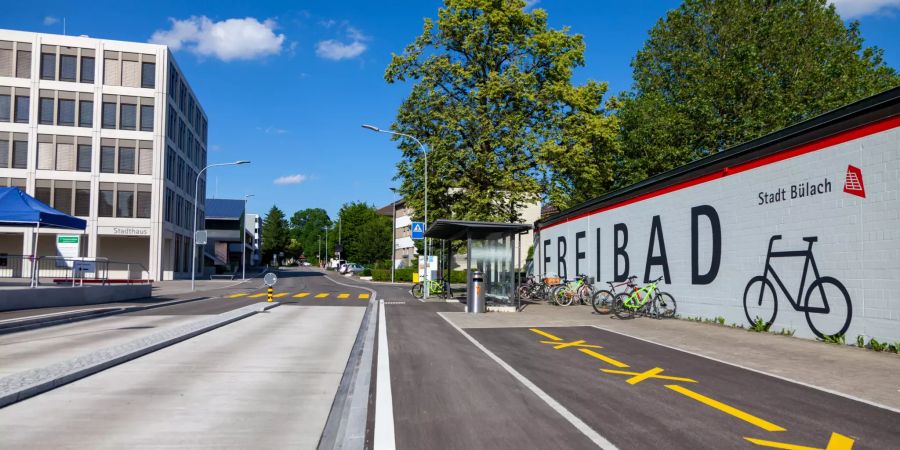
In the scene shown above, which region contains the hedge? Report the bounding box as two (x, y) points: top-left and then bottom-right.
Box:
(371, 268), (469, 283)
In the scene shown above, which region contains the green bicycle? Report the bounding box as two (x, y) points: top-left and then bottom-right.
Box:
(411, 278), (452, 300)
(613, 276), (676, 320)
(551, 274), (593, 306)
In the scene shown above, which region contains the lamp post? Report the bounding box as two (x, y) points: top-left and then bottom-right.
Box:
(363, 124), (429, 297)
(191, 160), (250, 291)
(390, 187), (398, 284)
(323, 225), (329, 268)
(318, 235), (322, 265)
(242, 194), (254, 281)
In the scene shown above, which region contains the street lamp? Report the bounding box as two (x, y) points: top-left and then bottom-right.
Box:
(323, 225), (329, 268)
(191, 160), (250, 291)
(242, 194), (254, 281)
(363, 124), (430, 297)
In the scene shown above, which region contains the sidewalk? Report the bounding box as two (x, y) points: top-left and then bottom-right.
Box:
(441, 303), (900, 412)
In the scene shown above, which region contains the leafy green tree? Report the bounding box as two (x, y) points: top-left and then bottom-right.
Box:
(261, 205), (290, 265)
(334, 202), (392, 264)
(289, 208), (332, 261)
(618, 0), (900, 183)
(386, 0), (619, 215)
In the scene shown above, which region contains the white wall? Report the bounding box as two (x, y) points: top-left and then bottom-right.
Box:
(537, 123), (900, 342)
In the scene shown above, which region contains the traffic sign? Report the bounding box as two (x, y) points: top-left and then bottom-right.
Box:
(411, 222), (425, 240)
(264, 273), (278, 286)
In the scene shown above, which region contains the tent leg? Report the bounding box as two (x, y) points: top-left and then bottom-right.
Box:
(30, 223), (40, 288)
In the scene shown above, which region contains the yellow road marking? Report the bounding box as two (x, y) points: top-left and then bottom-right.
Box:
(273, 293), (287, 298)
(603, 368), (697, 385)
(338, 293), (350, 299)
(579, 348), (629, 368)
(529, 328), (562, 341)
(359, 293), (370, 299)
(666, 384), (785, 432)
(249, 293), (267, 298)
(541, 339), (602, 350)
(315, 293), (329, 298)
(293, 292), (310, 298)
(225, 293), (247, 298)
(744, 432), (854, 450)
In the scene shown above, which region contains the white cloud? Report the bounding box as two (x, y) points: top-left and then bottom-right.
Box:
(256, 126), (288, 135)
(150, 16), (285, 62)
(273, 174), (307, 185)
(315, 24), (368, 61)
(43, 16), (59, 26)
(829, 0), (900, 18)
(524, 0), (540, 9)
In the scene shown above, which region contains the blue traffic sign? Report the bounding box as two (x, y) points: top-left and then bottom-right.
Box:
(411, 222), (425, 240)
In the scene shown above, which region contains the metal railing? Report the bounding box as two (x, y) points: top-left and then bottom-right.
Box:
(0, 255), (151, 286)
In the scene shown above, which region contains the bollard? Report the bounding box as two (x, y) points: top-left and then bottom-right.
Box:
(267, 286), (273, 302)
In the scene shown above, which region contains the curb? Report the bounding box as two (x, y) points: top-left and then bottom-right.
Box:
(0, 301), (279, 409)
(0, 296), (211, 335)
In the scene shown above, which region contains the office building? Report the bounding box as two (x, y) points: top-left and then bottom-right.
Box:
(0, 29), (208, 280)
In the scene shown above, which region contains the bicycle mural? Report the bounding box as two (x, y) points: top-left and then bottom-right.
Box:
(743, 235), (852, 338)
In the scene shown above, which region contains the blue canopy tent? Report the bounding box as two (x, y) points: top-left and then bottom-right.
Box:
(0, 187), (87, 286)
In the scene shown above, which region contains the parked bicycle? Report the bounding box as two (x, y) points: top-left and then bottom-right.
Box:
(592, 275), (639, 315)
(552, 274), (594, 307)
(743, 235), (852, 339)
(411, 277), (452, 300)
(517, 275), (550, 302)
(613, 276), (676, 319)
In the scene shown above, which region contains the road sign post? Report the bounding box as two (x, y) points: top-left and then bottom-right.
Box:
(264, 273), (277, 302)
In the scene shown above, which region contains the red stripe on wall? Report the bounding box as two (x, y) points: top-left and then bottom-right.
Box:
(540, 115), (900, 231)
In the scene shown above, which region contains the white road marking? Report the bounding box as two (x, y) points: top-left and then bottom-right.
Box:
(438, 313), (618, 450)
(591, 325), (900, 415)
(374, 300), (396, 450)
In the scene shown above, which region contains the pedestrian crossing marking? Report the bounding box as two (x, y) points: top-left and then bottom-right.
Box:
(273, 293), (288, 298)
(225, 293), (248, 298)
(249, 293), (267, 298)
(231, 292), (371, 300)
(293, 292), (310, 298)
(315, 293), (329, 298)
(359, 293), (369, 299)
(338, 293), (350, 299)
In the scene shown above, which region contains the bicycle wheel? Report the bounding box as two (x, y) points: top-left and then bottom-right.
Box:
(517, 284), (532, 301)
(804, 276), (852, 339)
(743, 276), (777, 328)
(613, 293), (636, 320)
(592, 290), (614, 315)
(656, 292), (677, 318)
(554, 287), (574, 306)
(411, 282), (424, 299)
(578, 286), (593, 305)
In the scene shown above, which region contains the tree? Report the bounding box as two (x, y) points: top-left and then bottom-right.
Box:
(618, 0), (900, 182)
(334, 202), (392, 264)
(386, 0), (620, 216)
(289, 208), (331, 261)
(261, 205), (290, 265)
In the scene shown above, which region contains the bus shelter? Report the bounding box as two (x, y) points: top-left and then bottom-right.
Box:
(425, 219), (531, 310)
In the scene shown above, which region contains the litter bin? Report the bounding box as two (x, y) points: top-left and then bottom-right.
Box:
(469, 270), (486, 314)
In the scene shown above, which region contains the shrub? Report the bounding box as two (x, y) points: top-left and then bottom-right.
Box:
(450, 270), (468, 284)
(362, 268), (372, 277)
(371, 268), (416, 282)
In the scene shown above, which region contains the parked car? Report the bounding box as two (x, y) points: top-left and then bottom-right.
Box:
(301, 261), (311, 267)
(342, 263), (365, 274)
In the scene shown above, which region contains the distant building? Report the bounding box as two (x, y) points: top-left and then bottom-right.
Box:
(204, 198), (255, 275)
(0, 29), (209, 280)
(245, 213), (260, 266)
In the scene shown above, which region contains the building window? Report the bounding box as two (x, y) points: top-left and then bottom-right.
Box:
(122, 60), (140, 88)
(55, 143), (75, 171)
(40, 53), (56, 80)
(14, 95), (28, 123)
(79, 100), (93, 127)
(138, 147), (152, 175)
(12, 140), (27, 169)
(140, 105), (154, 131)
(141, 62), (155, 88)
(100, 146), (115, 173)
(77, 144), (91, 172)
(74, 184), (90, 216)
(16, 50), (31, 78)
(39, 97), (54, 125)
(80, 56), (94, 83)
(98, 188), (114, 217)
(57, 99), (75, 126)
(120, 103), (136, 130)
(54, 183), (72, 214)
(118, 147), (135, 174)
(117, 185), (134, 218)
(101, 102), (116, 129)
(60, 55), (76, 82)
(0, 94), (9, 122)
(35, 184), (51, 205)
(0, 139), (7, 168)
(37, 142), (53, 170)
(0, 48), (11, 77)
(104, 58), (120, 86)
(137, 189), (152, 218)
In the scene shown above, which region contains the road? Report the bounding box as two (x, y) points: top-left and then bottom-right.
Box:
(1, 268), (898, 449)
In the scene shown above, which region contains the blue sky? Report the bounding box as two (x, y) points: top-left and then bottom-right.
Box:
(4, 0), (900, 219)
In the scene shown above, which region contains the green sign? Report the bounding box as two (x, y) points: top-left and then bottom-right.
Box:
(57, 236), (79, 244)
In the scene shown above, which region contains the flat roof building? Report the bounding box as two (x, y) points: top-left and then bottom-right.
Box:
(0, 29), (208, 280)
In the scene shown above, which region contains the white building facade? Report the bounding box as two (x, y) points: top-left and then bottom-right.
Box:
(0, 29), (208, 280)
